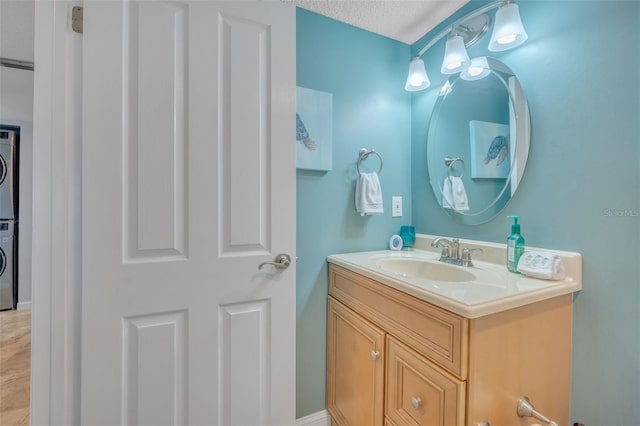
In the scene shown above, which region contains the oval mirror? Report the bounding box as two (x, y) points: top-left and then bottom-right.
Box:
(427, 57), (530, 225)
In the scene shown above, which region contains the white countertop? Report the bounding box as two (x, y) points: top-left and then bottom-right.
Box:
(327, 236), (582, 319)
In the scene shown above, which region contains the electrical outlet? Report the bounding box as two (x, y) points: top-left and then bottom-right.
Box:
(392, 196), (402, 217)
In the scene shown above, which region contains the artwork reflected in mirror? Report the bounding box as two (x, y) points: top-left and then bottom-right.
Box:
(470, 121), (510, 179)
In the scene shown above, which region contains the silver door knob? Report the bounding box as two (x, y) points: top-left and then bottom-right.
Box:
(258, 253), (291, 270)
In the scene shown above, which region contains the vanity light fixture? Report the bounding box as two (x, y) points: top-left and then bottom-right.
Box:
(488, 1), (528, 51)
(440, 29), (471, 74)
(404, 57), (430, 91)
(404, 0), (528, 92)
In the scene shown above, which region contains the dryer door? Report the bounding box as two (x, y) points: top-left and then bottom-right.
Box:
(0, 219), (15, 310)
(0, 246), (11, 310)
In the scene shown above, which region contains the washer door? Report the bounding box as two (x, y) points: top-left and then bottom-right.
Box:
(0, 153), (7, 186)
(0, 247), (5, 277)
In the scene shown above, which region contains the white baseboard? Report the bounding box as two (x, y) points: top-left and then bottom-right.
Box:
(296, 409), (331, 426)
(17, 301), (32, 310)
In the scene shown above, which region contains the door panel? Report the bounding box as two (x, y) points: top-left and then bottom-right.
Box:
(219, 300), (270, 425)
(218, 11), (271, 254)
(81, 2), (295, 425)
(122, 311), (188, 426)
(124, 1), (188, 261)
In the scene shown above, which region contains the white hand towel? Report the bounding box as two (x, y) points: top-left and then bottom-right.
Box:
(442, 177), (469, 212)
(517, 251), (566, 280)
(355, 172), (383, 216)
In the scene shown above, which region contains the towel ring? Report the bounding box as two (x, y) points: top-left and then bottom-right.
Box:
(357, 148), (383, 175)
(444, 156), (464, 179)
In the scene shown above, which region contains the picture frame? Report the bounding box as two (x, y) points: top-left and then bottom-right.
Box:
(296, 87), (332, 171)
(469, 120), (510, 179)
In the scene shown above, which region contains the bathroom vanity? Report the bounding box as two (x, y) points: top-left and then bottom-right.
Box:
(326, 236), (581, 426)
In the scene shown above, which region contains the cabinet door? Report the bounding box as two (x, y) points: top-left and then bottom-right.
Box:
(327, 297), (385, 426)
(386, 336), (465, 426)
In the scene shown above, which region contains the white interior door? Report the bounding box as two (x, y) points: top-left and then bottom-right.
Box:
(81, 2), (296, 425)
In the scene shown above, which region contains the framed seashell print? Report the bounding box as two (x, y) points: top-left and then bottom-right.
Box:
(296, 86), (332, 171)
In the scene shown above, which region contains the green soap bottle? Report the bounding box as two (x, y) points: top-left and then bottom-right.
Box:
(507, 215), (525, 273)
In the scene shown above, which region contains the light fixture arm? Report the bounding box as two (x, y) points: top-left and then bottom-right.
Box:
(413, 0), (507, 59)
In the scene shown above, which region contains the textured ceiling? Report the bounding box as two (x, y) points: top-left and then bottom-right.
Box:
(288, 1), (469, 45)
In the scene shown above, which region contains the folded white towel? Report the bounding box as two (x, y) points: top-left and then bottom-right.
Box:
(517, 251), (566, 280)
(355, 172), (383, 216)
(442, 177), (469, 212)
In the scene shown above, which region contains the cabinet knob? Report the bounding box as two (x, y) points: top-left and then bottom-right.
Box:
(410, 396), (422, 409)
(370, 350), (380, 360)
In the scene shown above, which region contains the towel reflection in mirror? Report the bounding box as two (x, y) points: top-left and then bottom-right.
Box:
(443, 176), (470, 212)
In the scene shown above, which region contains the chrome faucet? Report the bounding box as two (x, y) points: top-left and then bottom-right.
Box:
(431, 238), (482, 267)
(431, 238), (460, 261)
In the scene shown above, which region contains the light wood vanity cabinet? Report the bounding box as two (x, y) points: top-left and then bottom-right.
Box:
(327, 297), (385, 426)
(327, 264), (572, 426)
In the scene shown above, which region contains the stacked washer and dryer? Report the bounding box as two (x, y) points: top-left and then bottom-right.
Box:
(0, 129), (18, 310)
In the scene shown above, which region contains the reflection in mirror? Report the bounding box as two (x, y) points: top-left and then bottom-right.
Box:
(427, 57), (530, 225)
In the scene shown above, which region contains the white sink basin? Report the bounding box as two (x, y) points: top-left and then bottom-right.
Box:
(375, 258), (476, 282)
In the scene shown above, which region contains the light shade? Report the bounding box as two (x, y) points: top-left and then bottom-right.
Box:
(405, 57), (430, 91)
(440, 34), (471, 74)
(460, 56), (491, 81)
(488, 2), (528, 52)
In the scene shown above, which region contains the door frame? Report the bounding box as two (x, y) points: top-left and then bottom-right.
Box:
(31, 0), (82, 424)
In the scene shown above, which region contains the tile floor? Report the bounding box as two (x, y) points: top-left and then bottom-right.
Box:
(0, 309), (30, 426)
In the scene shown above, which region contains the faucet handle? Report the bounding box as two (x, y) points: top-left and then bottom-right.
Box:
(450, 239), (461, 258)
(463, 247), (482, 253)
(439, 245), (450, 259)
(461, 248), (483, 267)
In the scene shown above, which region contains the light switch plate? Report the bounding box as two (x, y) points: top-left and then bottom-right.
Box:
(392, 196), (402, 217)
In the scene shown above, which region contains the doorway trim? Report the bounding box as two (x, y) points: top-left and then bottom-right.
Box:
(31, 0), (82, 424)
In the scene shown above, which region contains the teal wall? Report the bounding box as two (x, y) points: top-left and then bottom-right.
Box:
(297, 1), (640, 423)
(411, 1), (640, 424)
(296, 8), (412, 418)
